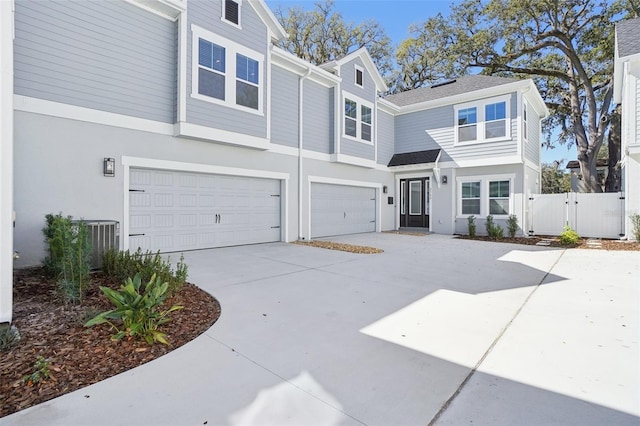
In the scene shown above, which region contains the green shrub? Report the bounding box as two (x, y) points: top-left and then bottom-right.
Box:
(42, 213), (92, 302)
(102, 249), (188, 295)
(0, 324), (20, 351)
(23, 356), (51, 385)
(467, 215), (476, 238)
(560, 226), (580, 246)
(85, 273), (183, 345)
(485, 215), (504, 240)
(507, 215), (519, 238)
(630, 213), (640, 242)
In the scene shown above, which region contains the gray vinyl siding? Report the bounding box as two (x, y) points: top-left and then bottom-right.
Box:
(524, 102), (541, 165)
(303, 80), (333, 154)
(186, 0), (268, 137)
(14, 0), (176, 123)
(340, 57), (377, 102)
(377, 110), (395, 165)
(270, 66), (299, 147)
(395, 93), (519, 163)
(341, 139), (375, 160)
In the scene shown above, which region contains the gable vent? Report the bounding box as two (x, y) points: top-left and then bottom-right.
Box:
(225, 0), (239, 25)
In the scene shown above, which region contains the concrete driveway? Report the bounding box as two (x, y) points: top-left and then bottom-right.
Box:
(2, 234), (639, 425)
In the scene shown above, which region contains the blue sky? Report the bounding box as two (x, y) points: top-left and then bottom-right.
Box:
(265, 0), (574, 166)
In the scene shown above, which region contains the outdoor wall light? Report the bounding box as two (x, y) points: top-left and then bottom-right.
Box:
(383, 185), (388, 193)
(103, 158), (115, 177)
(442, 175), (448, 184)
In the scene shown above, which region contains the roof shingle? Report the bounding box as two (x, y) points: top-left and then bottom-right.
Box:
(617, 18), (640, 58)
(388, 149), (441, 167)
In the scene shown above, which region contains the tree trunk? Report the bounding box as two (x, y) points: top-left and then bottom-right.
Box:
(605, 106), (622, 192)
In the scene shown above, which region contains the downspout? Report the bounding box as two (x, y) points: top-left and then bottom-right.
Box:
(433, 149), (442, 188)
(298, 68), (312, 240)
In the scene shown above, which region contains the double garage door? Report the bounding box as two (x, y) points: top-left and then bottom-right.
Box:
(129, 168), (281, 252)
(311, 183), (376, 238)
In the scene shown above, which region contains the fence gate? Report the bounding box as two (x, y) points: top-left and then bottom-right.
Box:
(529, 192), (624, 239)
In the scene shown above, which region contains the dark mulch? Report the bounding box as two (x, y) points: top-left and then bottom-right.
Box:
(1, 268), (220, 418)
(456, 235), (640, 251)
(292, 240), (383, 254)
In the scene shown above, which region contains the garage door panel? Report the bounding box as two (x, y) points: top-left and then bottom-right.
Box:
(311, 183), (376, 238)
(129, 168), (281, 252)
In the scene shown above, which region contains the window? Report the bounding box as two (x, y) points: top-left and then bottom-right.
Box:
(485, 102), (506, 139)
(489, 180), (510, 215)
(454, 96), (511, 144)
(410, 181), (422, 215)
(224, 0), (240, 26)
(361, 105), (372, 141)
(461, 181), (480, 215)
(345, 99), (357, 137)
(523, 102), (528, 141)
(192, 26), (263, 113)
(236, 54), (259, 109)
(457, 107), (477, 142)
(458, 175), (513, 217)
(198, 39), (225, 101)
(355, 66), (364, 87)
(400, 181), (406, 215)
(343, 93), (374, 143)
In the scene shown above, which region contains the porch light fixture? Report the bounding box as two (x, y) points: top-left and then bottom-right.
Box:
(442, 175), (448, 184)
(383, 185), (388, 193)
(103, 158), (115, 177)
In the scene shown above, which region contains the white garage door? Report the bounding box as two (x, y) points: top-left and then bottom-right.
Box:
(129, 168), (281, 252)
(311, 183), (376, 238)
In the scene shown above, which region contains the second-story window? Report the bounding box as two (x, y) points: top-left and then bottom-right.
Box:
(343, 94), (374, 143)
(457, 107), (477, 142)
(454, 95), (511, 144)
(192, 25), (264, 114)
(198, 39), (226, 101)
(224, 0), (240, 26)
(485, 101), (506, 139)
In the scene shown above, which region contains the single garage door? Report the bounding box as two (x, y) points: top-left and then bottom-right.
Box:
(129, 168), (281, 252)
(311, 183), (376, 238)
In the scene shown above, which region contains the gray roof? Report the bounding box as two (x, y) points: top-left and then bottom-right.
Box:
(384, 75), (520, 107)
(388, 149), (441, 167)
(617, 18), (640, 58)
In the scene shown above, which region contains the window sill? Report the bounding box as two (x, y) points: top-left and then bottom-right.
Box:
(454, 136), (512, 147)
(191, 93), (264, 116)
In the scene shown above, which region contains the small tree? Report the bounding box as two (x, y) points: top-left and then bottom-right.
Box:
(507, 215), (518, 238)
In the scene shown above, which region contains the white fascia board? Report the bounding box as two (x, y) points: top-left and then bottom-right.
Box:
(175, 122), (270, 150)
(377, 97), (400, 115)
(271, 47), (340, 87)
(124, 0), (185, 20)
(14, 95), (174, 135)
(395, 80), (535, 116)
(522, 80), (549, 118)
(248, 0), (287, 41)
(388, 162), (437, 172)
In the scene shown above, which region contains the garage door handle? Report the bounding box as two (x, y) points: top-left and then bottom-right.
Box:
(129, 233), (146, 237)
(271, 226), (280, 229)
(344, 212), (346, 218)
(129, 189), (145, 192)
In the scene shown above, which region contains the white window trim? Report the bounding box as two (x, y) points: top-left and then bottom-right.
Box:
(355, 64), (364, 88)
(222, 0), (242, 29)
(191, 24), (264, 115)
(342, 91), (374, 145)
(456, 174), (515, 218)
(454, 94), (511, 146)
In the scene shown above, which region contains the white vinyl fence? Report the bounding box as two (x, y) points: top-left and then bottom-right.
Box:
(528, 192), (625, 239)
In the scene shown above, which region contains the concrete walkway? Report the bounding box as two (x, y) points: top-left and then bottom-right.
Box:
(2, 234), (638, 425)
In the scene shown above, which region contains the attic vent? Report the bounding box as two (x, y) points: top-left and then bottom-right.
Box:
(431, 79), (457, 88)
(225, 0), (239, 25)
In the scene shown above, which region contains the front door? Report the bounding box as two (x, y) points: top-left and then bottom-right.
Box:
(400, 178), (430, 228)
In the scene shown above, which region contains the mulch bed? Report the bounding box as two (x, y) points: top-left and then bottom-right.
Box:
(456, 235), (640, 251)
(292, 240), (383, 254)
(1, 268), (220, 418)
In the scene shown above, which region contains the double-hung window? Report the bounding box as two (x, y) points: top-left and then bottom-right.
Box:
(343, 93), (374, 143)
(457, 107), (477, 142)
(192, 25), (263, 113)
(489, 180), (510, 215)
(236, 54), (259, 109)
(198, 39), (226, 101)
(485, 102), (506, 139)
(461, 181), (481, 215)
(455, 96), (510, 144)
